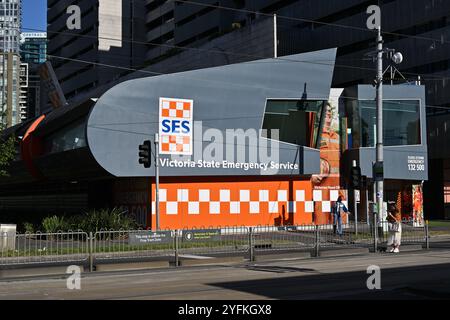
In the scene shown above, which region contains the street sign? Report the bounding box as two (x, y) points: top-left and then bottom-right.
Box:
(182, 229), (221, 242)
(128, 231), (172, 245)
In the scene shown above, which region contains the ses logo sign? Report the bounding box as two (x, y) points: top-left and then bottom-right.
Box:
(159, 97), (194, 156)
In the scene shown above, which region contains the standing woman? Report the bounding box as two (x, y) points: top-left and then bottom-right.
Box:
(387, 205), (402, 253)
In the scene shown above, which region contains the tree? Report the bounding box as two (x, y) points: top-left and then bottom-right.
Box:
(0, 111), (16, 177)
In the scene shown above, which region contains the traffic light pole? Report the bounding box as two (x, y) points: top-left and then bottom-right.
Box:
(155, 133), (160, 231)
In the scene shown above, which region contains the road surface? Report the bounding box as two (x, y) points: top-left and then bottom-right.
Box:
(1, 248), (450, 300)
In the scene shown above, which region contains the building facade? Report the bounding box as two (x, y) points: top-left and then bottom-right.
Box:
(42, 0), (448, 220)
(49, 0), (450, 112)
(47, 0), (147, 101)
(141, 0), (450, 110)
(20, 32), (48, 120)
(141, 0), (450, 221)
(20, 32), (47, 64)
(0, 49), (428, 230)
(0, 0), (22, 127)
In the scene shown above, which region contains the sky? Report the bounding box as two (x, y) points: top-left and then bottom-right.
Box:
(22, 0), (47, 32)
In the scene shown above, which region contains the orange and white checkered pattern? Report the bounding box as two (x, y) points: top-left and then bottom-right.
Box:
(159, 97), (193, 155)
(151, 188), (347, 217)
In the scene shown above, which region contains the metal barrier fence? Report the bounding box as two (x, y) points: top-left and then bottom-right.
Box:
(251, 225), (317, 252)
(177, 227), (249, 257)
(318, 223), (374, 249)
(0, 231), (89, 266)
(0, 222), (429, 268)
(93, 229), (175, 262)
(377, 221), (427, 246)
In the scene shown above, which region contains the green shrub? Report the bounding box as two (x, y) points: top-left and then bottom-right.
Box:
(42, 215), (67, 233)
(79, 208), (138, 232)
(39, 208), (138, 233)
(23, 222), (35, 234)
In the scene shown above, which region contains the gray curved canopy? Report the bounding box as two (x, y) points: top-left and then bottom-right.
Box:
(87, 48), (337, 177)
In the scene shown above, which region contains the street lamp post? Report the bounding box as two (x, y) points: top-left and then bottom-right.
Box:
(375, 26), (384, 232)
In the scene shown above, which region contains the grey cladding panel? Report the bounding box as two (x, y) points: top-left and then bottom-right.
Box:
(87, 49), (337, 177)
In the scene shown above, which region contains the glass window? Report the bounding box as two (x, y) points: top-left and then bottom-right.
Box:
(262, 100), (326, 147)
(43, 118), (87, 154)
(360, 100), (421, 147)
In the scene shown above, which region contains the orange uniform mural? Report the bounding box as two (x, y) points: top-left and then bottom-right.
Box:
(311, 91), (348, 225)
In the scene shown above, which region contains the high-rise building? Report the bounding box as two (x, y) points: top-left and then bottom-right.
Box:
(47, 0), (146, 102)
(143, 1), (450, 112)
(0, 0), (22, 127)
(20, 32), (47, 64)
(20, 32), (47, 119)
(0, 0), (21, 53)
(144, 0), (249, 62)
(18, 62), (27, 121)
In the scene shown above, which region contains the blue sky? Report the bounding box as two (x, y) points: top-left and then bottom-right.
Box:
(22, 0), (47, 32)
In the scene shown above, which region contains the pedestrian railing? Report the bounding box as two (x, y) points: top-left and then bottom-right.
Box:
(377, 221), (427, 245)
(0, 222), (429, 268)
(317, 223), (364, 249)
(177, 226), (249, 257)
(250, 225), (317, 252)
(93, 229), (175, 262)
(0, 231), (89, 266)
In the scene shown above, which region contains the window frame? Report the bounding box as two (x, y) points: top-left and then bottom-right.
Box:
(260, 97), (328, 148)
(358, 98), (423, 149)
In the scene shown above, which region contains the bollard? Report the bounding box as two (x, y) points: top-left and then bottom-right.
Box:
(88, 232), (94, 272)
(249, 227), (254, 262)
(315, 225), (320, 257)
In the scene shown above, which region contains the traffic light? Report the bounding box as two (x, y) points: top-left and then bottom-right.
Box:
(350, 166), (362, 189)
(138, 140), (151, 168)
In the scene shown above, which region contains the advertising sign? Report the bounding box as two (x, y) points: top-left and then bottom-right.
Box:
(159, 97), (194, 156)
(311, 89), (343, 191)
(311, 89), (347, 224)
(412, 184), (424, 227)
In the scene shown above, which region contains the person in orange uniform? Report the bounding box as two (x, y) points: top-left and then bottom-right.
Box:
(311, 103), (342, 224)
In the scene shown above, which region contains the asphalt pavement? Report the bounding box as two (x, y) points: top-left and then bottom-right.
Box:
(1, 246), (450, 300)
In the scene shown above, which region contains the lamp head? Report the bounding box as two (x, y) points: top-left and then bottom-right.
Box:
(392, 52), (403, 65)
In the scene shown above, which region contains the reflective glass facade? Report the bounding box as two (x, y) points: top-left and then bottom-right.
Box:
(359, 100), (421, 147)
(262, 100), (326, 147)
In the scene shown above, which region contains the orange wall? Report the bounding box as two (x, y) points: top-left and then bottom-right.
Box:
(147, 177), (348, 230)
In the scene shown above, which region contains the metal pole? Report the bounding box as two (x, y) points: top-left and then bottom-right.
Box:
(352, 160), (359, 234)
(373, 213), (378, 253)
(366, 188), (370, 226)
(89, 232), (94, 272)
(315, 225), (320, 257)
(174, 230), (179, 266)
(155, 133), (160, 231)
(273, 14), (278, 58)
(355, 199), (359, 235)
(425, 221), (430, 250)
(375, 26), (384, 231)
(248, 227), (254, 262)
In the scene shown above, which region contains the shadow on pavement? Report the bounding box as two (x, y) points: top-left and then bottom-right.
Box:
(209, 263), (450, 300)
